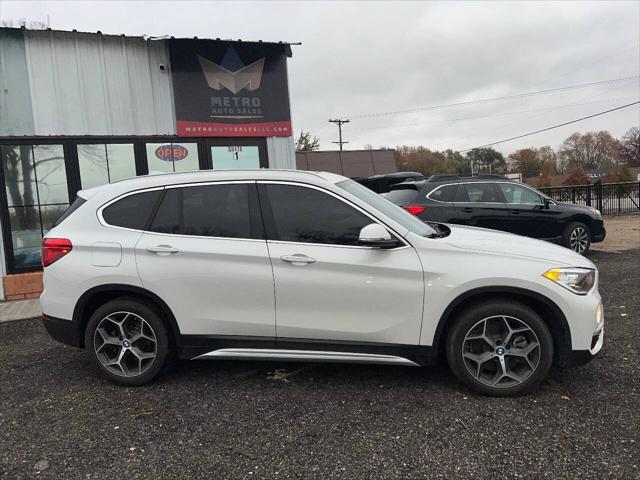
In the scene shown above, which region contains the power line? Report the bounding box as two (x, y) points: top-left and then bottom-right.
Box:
(458, 101), (640, 153)
(347, 75), (640, 119)
(329, 119), (350, 151)
(347, 96), (638, 139)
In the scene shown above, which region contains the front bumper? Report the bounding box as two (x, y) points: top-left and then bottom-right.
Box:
(558, 327), (603, 367)
(42, 314), (83, 348)
(592, 226), (606, 243)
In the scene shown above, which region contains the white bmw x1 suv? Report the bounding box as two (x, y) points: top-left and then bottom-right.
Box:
(40, 169), (604, 396)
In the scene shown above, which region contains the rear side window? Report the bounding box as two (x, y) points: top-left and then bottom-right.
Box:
(428, 184), (458, 202)
(54, 196), (87, 226)
(385, 187), (419, 204)
(149, 184), (253, 239)
(265, 184), (371, 246)
(102, 190), (161, 230)
(461, 183), (500, 203)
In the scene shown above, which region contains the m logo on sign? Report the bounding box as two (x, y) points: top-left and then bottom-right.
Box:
(198, 47), (265, 94)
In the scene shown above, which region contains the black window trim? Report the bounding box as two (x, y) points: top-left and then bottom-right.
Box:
(257, 180), (410, 250)
(98, 181), (264, 242)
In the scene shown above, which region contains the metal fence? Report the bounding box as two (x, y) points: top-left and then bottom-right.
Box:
(538, 181), (640, 215)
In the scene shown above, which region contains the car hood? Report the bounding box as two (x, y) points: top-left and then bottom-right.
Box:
(442, 224), (595, 268)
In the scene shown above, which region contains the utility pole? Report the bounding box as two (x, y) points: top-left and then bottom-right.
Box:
(329, 119), (350, 151)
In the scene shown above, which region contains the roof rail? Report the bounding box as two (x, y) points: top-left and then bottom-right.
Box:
(426, 173), (509, 181)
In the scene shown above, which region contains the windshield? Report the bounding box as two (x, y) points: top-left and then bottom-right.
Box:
(336, 179), (437, 237)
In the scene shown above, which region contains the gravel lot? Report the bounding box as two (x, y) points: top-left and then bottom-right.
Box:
(1, 250), (638, 480)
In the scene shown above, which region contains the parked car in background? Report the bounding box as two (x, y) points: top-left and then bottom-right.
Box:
(41, 170), (603, 396)
(385, 174), (606, 254)
(354, 171), (425, 194)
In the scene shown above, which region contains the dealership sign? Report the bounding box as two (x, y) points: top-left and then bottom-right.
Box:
(169, 39), (292, 138)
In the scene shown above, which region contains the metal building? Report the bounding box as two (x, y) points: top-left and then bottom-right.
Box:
(0, 27), (298, 299)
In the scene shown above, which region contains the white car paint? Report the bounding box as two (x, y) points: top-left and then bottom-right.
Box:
(40, 169), (603, 370)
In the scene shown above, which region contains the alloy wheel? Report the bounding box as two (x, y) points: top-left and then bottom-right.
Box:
(93, 311), (157, 377)
(461, 315), (541, 388)
(569, 226), (589, 253)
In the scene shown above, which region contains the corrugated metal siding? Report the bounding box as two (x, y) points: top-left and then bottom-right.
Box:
(266, 136), (296, 169)
(0, 29), (35, 136)
(21, 29), (175, 136)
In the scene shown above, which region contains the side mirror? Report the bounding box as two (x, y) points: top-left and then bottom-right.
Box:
(543, 197), (551, 209)
(358, 223), (399, 248)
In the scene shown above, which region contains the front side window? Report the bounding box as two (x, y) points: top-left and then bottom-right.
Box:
(498, 183), (543, 204)
(1, 144), (69, 269)
(265, 184), (372, 246)
(149, 184), (252, 239)
(462, 183), (500, 203)
(77, 143), (136, 189)
(102, 190), (161, 230)
(336, 179), (436, 237)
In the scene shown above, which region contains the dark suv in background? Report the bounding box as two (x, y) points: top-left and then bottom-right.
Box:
(384, 174), (606, 254)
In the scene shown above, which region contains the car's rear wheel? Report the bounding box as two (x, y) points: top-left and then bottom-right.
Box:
(563, 221), (591, 254)
(84, 298), (171, 386)
(446, 300), (553, 396)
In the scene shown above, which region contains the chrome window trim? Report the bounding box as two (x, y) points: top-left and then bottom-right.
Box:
(426, 181), (556, 206)
(97, 180), (258, 240)
(258, 180), (411, 249)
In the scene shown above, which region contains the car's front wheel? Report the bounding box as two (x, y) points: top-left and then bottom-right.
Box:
(84, 298), (171, 386)
(446, 300), (553, 396)
(563, 221), (591, 254)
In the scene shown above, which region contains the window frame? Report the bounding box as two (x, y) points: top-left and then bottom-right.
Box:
(257, 181), (409, 249)
(98, 181), (264, 242)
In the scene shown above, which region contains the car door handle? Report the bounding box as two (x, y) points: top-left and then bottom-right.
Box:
(146, 245), (180, 255)
(511, 209), (521, 214)
(462, 207), (473, 213)
(280, 254), (317, 265)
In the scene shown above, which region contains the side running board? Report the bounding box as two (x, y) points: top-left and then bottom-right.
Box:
(193, 348), (420, 366)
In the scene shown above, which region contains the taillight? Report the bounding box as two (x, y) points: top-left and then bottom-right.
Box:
(42, 238), (73, 267)
(402, 205), (426, 216)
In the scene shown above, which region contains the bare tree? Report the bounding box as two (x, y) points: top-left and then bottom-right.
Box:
(558, 131), (621, 171)
(618, 127), (639, 167)
(295, 130), (320, 152)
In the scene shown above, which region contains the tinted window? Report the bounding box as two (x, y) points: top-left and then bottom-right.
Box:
(149, 184), (252, 238)
(149, 189), (181, 234)
(498, 183), (543, 204)
(429, 184), (458, 202)
(102, 190), (161, 230)
(266, 184), (372, 246)
(462, 183), (499, 203)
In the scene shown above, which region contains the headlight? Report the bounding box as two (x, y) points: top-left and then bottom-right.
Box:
(589, 207), (602, 218)
(543, 267), (596, 295)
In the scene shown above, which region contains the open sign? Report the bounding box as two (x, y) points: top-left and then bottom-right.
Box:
(155, 144), (189, 161)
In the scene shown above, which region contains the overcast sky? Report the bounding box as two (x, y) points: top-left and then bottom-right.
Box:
(2, 0), (639, 155)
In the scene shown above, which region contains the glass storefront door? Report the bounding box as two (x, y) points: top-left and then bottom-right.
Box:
(207, 139), (267, 171)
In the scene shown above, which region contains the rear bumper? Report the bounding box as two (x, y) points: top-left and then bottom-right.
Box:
(42, 314), (83, 348)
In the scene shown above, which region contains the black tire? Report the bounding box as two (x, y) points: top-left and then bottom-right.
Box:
(563, 221), (591, 254)
(446, 300), (553, 397)
(84, 297), (172, 386)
